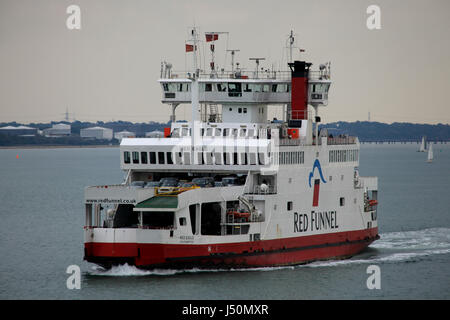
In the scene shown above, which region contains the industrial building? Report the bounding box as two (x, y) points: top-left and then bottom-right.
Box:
(0, 125), (37, 136)
(80, 126), (113, 140)
(114, 130), (136, 142)
(43, 123), (71, 137)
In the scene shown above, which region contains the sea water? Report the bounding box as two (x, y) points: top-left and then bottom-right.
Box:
(0, 143), (449, 299)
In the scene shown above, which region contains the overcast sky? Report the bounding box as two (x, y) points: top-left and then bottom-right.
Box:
(1, 0), (449, 124)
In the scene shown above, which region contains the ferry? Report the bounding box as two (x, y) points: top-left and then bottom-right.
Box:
(83, 29), (379, 269)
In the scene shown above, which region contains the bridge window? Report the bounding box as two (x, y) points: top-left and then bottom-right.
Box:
(217, 83), (227, 92)
(276, 83), (288, 92)
(215, 128), (221, 137)
(124, 151), (130, 164)
(252, 84), (262, 92)
(162, 83), (176, 92)
(177, 83), (190, 92)
(228, 82), (242, 97)
(262, 84), (270, 92)
(244, 84), (252, 92)
(228, 82), (241, 92)
(205, 83), (213, 92)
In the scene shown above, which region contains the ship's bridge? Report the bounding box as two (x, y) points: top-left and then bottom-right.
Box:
(158, 70), (331, 123)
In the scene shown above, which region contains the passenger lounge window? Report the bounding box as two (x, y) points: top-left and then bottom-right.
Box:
(124, 151), (130, 164)
(132, 152), (139, 164)
(166, 152), (173, 164)
(158, 152), (165, 164)
(141, 152), (148, 164)
(150, 152), (156, 164)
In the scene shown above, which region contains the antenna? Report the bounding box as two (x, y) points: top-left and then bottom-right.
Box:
(226, 49), (240, 74)
(249, 57), (265, 78)
(288, 30), (294, 63)
(61, 107), (74, 122)
(285, 30), (304, 66)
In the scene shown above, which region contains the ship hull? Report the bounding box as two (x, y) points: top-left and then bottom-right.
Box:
(84, 227), (379, 269)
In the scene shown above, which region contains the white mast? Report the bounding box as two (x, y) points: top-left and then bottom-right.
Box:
(427, 143), (433, 162)
(189, 27), (200, 165)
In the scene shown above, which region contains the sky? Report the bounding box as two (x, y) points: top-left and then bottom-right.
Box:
(0, 0), (449, 124)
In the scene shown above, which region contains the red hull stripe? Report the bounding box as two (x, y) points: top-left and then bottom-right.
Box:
(85, 228), (379, 268)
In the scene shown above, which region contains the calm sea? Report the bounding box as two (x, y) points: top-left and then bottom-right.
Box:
(0, 143), (449, 300)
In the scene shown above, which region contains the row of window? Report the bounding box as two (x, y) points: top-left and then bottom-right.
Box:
(278, 151), (305, 165)
(162, 82), (290, 93)
(125, 151), (173, 165)
(124, 151), (270, 166)
(329, 149), (359, 163)
(124, 150), (307, 167)
(172, 127), (259, 138)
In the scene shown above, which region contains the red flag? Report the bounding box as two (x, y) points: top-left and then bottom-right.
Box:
(185, 44), (195, 52)
(205, 33), (218, 42)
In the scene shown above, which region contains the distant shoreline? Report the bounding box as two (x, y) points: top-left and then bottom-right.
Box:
(0, 145), (119, 150)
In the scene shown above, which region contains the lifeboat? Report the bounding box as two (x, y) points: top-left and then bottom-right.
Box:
(227, 210), (251, 221)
